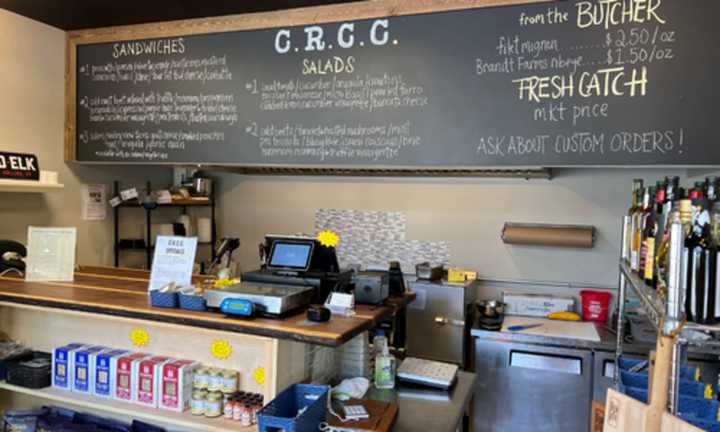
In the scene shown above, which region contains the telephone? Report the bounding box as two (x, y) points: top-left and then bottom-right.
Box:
(0, 240), (26, 273)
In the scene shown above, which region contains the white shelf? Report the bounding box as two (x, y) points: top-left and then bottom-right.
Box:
(0, 179), (64, 193)
(0, 382), (255, 432)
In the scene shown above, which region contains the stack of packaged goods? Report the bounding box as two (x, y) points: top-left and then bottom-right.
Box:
(50, 343), (261, 425)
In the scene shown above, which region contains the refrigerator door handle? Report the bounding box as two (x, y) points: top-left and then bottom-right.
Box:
(434, 316), (465, 327)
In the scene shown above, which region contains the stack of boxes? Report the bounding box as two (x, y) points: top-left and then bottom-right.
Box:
(51, 343), (200, 413)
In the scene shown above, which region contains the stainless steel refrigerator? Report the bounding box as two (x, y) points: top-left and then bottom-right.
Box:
(406, 280), (477, 366)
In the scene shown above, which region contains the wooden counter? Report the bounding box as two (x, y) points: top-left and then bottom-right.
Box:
(0, 266), (414, 347)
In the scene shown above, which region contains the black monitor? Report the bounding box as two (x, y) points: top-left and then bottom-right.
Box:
(268, 240), (314, 272)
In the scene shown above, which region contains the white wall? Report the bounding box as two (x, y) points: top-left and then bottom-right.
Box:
(214, 168), (716, 289)
(0, 10), (171, 266)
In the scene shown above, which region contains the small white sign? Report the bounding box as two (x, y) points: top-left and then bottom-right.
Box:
(25, 227), (77, 282)
(81, 184), (106, 221)
(108, 196), (122, 207)
(148, 236), (198, 292)
(120, 187), (138, 201)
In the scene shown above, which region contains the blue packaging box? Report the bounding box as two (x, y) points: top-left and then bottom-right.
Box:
(93, 349), (129, 398)
(52, 343), (86, 390)
(72, 346), (107, 393)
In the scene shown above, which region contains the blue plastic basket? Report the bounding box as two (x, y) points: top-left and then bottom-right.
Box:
(178, 294), (207, 311)
(681, 415), (720, 432)
(621, 386), (719, 422)
(620, 370), (706, 398)
(257, 384), (329, 432)
(149, 291), (178, 308)
(618, 357), (697, 381)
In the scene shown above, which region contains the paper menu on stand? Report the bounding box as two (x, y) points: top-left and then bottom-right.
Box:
(25, 227), (77, 282)
(148, 236), (197, 291)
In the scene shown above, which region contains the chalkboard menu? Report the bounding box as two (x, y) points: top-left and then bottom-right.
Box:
(74, 0), (720, 167)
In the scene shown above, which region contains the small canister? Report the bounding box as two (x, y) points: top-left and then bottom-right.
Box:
(240, 403), (252, 426)
(193, 367), (209, 389)
(221, 369), (238, 393)
(232, 401), (243, 421)
(205, 391), (223, 418)
(207, 368), (222, 392)
(223, 398), (234, 419)
(190, 389), (207, 416)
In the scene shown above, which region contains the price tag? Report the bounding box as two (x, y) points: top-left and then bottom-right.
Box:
(156, 190), (172, 204)
(148, 236), (198, 292)
(120, 187), (138, 201)
(109, 196), (123, 207)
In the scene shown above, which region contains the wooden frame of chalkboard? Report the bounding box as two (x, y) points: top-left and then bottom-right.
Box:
(66, 0), (720, 169)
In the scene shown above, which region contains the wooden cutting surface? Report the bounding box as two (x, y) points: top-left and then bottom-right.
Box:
(0, 266), (413, 347)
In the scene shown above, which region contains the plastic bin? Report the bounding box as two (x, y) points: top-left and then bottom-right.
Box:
(580, 290), (611, 323)
(149, 291), (178, 308)
(621, 385), (719, 422)
(620, 370), (706, 398)
(178, 294), (207, 311)
(618, 356), (697, 381)
(6, 351), (52, 389)
(257, 384), (329, 432)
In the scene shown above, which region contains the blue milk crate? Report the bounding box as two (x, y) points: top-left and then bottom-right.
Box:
(620, 370), (706, 398)
(257, 384), (329, 432)
(681, 415), (720, 432)
(618, 356), (697, 381)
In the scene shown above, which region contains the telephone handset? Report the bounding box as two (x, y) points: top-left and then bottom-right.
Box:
(0, 240), (26, 273)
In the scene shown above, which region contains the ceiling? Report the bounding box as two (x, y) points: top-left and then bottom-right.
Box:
(0, 0), (359, 31)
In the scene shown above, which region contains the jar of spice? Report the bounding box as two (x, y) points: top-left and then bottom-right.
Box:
(241, 403), (252, 426)
(193, 367), (209, 389)
(205, 391), (223, 418)
(221, 369), (238, 393)
(190, 389), (206, 416)
(207, 368), (222, 392)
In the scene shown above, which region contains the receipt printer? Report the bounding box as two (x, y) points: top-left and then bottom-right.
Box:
(352, 271), (389, 305)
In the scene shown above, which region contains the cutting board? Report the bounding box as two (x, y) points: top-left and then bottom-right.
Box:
(502, 316), (601, 342)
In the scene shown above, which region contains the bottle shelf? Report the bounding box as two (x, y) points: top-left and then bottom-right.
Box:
(0, 382), (254, 432)
(620, 259), (720, 347)
(619, 259), (664, 328)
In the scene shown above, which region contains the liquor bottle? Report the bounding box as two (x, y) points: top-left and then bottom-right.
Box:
(644, 186), (665, 287)
(631, 187), (649, 271)
(711, 202), (720, 323)
(685, 196), (712, 323)
(624, 179), (644, 262)
(639, 186), (656, 277)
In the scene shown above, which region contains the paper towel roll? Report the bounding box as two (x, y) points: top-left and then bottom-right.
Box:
(501, 223), (595, 248)
(197, 217), (212, 243)
(177, 215), (192, 236)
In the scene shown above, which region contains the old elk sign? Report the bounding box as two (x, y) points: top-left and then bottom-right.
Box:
(0, 152), (40, 181)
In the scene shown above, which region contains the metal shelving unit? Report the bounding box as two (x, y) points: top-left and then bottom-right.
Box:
(113, 181), (217, 269)
(614, 214), (720, 416)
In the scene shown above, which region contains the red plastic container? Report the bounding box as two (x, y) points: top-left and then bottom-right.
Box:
(580, 290), (611, 323)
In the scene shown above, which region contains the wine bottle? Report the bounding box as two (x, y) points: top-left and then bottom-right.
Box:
(644, 186), (665, 288)
(624, 179), (644, 262)
(632, 187), (649, 271)
(639, 186), (656, 277)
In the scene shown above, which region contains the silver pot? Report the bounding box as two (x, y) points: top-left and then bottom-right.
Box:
(192, 177), (213, 197)
(476, 300), (506, 318)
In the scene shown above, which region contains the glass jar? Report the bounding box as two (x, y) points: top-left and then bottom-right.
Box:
(205, 391), (223, 418)
(193, 367), (209, 389)
(190, 389), (206, 416)
(221, 370), (238, 393)
(207, 368), (222, 392)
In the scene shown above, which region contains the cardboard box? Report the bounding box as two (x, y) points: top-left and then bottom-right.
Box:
(160, 359), (199, 412)
(502, 292), (575, 317)
(135, 356), (174, 407)
(72, 346), (107, 393)
(115, 353), (150, 402)
(93, 349), (129, 398)
(52, 343), (86, 390)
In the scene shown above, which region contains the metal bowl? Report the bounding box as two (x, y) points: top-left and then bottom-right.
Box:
(476, 300), (506, 318)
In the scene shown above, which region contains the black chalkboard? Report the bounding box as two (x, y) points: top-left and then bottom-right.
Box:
(75, 0), (720, 167)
